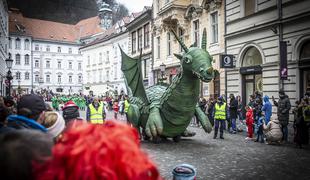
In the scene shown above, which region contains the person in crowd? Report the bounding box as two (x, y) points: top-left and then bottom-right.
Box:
(86, 97), (105, 124)
(263, 118), (283, 145)
(6, 94), (47, 132)
(272, 89), (291, 143)
(62, 100), (82, 125)
(199, 98), (207, 113)
(113, 99), (119, 119)
(34, 121), (162, 180)
(245, 105), (254, 140)
(248, 95), (255, 108)
(302, 96), (310, 145)
(207, 97), (215, 126)
(229, 94), (238, 134)
(255, 111), (265, 143)
(124, 95), (130, 123)
(0, 129), (53, 180)
(0, 99), (12, 133)
(237, 95), (244, 121)
(293, 100), (304, 148)
(213, 96), (226, 139)
(40, 111), (65, 141)
(262, 95), (272, 125)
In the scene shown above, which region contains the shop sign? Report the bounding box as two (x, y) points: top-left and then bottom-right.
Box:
(220, 54), (235, 68)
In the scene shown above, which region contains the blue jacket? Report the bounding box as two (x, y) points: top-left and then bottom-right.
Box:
(7, 115), (47, 132)
(262, 96), (272, 124)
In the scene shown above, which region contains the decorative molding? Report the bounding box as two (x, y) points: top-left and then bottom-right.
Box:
(202, 0), (222, 12)
(185, 5), (203, 20)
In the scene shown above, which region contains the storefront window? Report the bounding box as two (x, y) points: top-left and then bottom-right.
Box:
(242, 47), (262, 67)
(300, 41), (310, 59)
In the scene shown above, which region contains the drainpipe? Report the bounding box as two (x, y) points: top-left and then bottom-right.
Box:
(31, 39), (34, 92)
(224, 0), (228, 100)
(278, 0), (283, 90)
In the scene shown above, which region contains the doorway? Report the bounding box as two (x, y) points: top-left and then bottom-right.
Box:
(243, 74), (262, 105)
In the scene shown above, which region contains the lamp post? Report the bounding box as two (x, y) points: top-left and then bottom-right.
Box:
(17, 80), (21, 95)
(5, 55), (13, 97)
(159, 63), (166, 84)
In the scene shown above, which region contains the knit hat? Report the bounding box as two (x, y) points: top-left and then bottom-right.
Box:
(62, 106), (80, 123)
(47, 112), (65, 138)
(62, 100), (78, 110)
(17, 94), (46, 117)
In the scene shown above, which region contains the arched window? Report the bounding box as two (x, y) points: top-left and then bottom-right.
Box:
(25, 54), (30, 65)
(25, 72), (30, 80)
(15, 54), (21, 65)
(300, 41), (310, 60)
(242, 47), (262, 67)
(24, 39), (30, 50)
(15, 38), (21, 49)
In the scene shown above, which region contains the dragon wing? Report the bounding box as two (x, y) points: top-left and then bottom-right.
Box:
(119, 47), (149, 104)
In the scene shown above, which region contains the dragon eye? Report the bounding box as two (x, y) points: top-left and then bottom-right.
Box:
(184, 55), (192, 64)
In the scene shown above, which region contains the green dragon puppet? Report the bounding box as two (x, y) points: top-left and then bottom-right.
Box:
(120, 28), (215, 142)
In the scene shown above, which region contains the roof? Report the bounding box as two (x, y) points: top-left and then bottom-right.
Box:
(9, 10), (104, 43)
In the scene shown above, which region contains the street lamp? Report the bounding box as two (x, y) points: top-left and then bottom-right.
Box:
(17, 80), (21, 95)
(5, 55), (13, 97)
(159, 63), (166, 84)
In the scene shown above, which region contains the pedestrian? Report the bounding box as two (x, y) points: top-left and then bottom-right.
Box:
(263, 118), (283, 145)
(86, 97), (105, 124)
(213, 96), (226, 139)
(207, 97), (215, 126)
(229, 94), (238, 134)
(301, 97), (310, 145)
(255, 111), (265, 143)
(248, 95), (255, 108)
(5, 94), (47, 132)
(113, 100), (119, 119)
(124, 95), (130, 123)
(293, 100), (304, 148)
(34, 121), (162, 180)
(262, 95), (272, 125)
(40, 111), (65, 141)
(272, 89), (291, 143)
(62, 100), (82, 125)
(245, 105), (254, 140)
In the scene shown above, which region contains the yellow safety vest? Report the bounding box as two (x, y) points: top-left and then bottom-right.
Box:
(124, 100), (129, 113)
(89, 103), (104, 124)
(214, 103), (226, 120)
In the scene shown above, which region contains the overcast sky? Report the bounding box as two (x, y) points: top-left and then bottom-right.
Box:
(117, 0), (153, 13)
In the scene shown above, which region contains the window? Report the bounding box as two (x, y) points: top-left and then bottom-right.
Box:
(46, 45), (50, 52)
(179, 28), (184, 52)
(16, 72), (21, 80)
(69, 62), (72, 69)
(68, 48), (72, 54)
(15, 38), (21, 49)
(245, 0), (256, 16)
(87, 56), (90, 65)
(114, 66), (117, 79)
(25, 72), (29, 80)
(138, 28), (143, 50)
(114, 47), (117, 57)
(99, 70), (103, 82)
(15, 54), (21, 65)
(35, 75), (39, 82)
(144, 23), (150, 48)
(9, 37), (12, 49)
(78, 75), (82, 83)
(167, 32), (171, 56)
(24, 39), (30, 50)
(193, 20), (200, 46)
(106, 51), (109, 62)
(300, 41), (310, 59)
(58, 61), (61, 69)
(35, 44), (39, 51)
(69, 76), (72, 83)
(58, 75), (62, 83)
(46, 75), (50, 83)
(242, 47), (262, 67)
(25, 54), (29, 65)
(57, 47), (61, 53)
(46, 60), (50, 68)
(106, 70), (110, 81)
(211, 12), (218, 43)
(132, 31), (137, 53)
(78, 62), (82, 70)
(157, 37), (160, 58)
(35, 60), (39, 68)
(99, 53), (103, 63)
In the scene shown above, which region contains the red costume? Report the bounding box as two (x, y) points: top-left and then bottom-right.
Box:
(246, 107), (254, 138)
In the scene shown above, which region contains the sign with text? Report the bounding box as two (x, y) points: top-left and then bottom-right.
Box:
(280, 41), (288, 80)
(220, 54), (235, 68)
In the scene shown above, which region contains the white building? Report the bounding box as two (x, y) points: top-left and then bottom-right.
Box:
(80, 17), (131, 96)
(8, 9), (103, 95)
(0, 0), (8, 96)
(225, 0), (310, 115)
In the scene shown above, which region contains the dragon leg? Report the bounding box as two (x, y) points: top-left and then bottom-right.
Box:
(195, 105), (212, 133)
(127, 104), (140, 128)
(145, 107), (163, 138)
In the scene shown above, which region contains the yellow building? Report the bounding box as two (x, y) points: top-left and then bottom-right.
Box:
(152, 0), (225, 98)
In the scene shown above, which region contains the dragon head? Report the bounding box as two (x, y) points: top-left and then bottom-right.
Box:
(172, 28), (215, 82)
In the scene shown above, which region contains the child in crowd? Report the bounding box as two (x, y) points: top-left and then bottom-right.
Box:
(245, 105), (254, 140)
(255, 111), (265, 143)
(113, 100), (119, 119)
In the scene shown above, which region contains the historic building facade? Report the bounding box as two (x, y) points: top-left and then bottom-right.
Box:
(224, 0), (310, 112)
(152, 0), (225, 97)
(127, 7), (153, 87)
(0, 0), (8, 96)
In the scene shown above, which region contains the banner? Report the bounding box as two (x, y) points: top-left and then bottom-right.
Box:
(280, 41), (288, 80)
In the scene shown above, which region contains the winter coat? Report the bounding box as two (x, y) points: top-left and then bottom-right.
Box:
(229, 98), (238, 119)
(6, 115), (47, 132)
(262, 96), (272, 124)
(263, 119), (283, 142)
(274, 95), (291, 126)
(246, 108), (254, 126)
